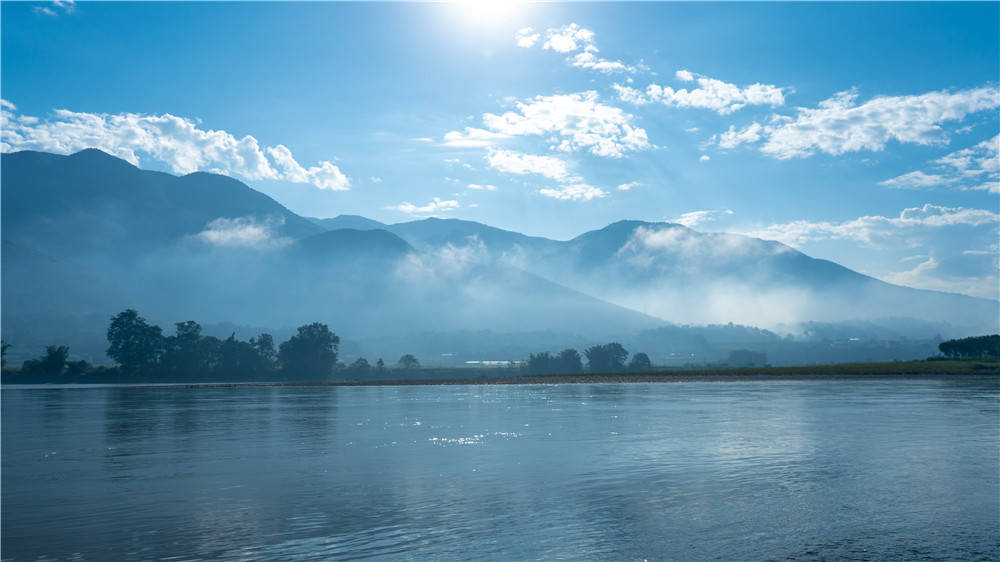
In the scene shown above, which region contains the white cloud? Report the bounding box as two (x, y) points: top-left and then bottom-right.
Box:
(743, 87), (1000, 159)
(387, 197), (460, 215)
(614, 71), (786, 115)
(0, 105), (350, 190)
(717, 122), (763, 149)
(481, 91), (650, 158)
(195, 216), (292, 249)
(539, 183), (607, 201)
(515, 27), (540, 48)
(441, 126), (509, 148)
(518, 23), (634, 74)
(568, 51), (635, 74)
(467, 183), (497, 191)
(486, 148), (607, 201)
(33, 1), (73, 16)
(745, 204), (999, 247)
(411, 137), (434, 142)
(542, 23), (595, 53)
(617, 181), (639, 191)
(266, 145), (350, 190)
(699, 155), (710, 162)
(1, 99), (16, 111)
(370, 176), (382, 183)
(486, 148), (571, 181)
(672, 209), (733, 227)
(880, 134), (999, 194)
(880, 253), (999, 299)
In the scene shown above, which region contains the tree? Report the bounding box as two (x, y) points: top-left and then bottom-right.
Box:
(107, 309), (164, 374)
(939, 335), (1000, 358)
(398, 354), (420, 369)
(1, 340), (10, 367)
(555, 348), (583, 373)
(278, 323), (339, 378)
(527, 351), (553, 374)
(628, 352), (652, 371)
(162, 321), (213, 375)
(250, 333), (277, 363)
(349, 357), (371, 375)
(376, 358), (386, 372)
(585, 342), (629, 372)
(22, 345), (69, 377)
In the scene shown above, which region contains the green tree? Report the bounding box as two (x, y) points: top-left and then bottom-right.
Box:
(398, 354), (420, 369)
(250, 333), (277, 363)
(1, 340), (10, 367)
(22, 345), (69, 377)
(527, 351), (553, 374)
(278, 323), (339, 378)
(107, 309), (164, 374)
(349, 357), (371, 375)
(585, 342), (629, 372)
(939, 334), (1000, 358)
(628, 352), (652, 371)
(555, 348), (583, 373)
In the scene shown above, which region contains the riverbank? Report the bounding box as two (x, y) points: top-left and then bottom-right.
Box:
(3, 359), (997, 387)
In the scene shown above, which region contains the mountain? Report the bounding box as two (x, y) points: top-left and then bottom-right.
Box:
(335, 217), (999, 334)
(306, 214), (387, 231)
(1, 149), (324, 260)
(1, 149), (661, 361)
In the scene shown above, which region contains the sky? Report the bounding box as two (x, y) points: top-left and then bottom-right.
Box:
(2, 1), (998, 299)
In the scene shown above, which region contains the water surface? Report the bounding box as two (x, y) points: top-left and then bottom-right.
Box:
(3, 378), (998, 560)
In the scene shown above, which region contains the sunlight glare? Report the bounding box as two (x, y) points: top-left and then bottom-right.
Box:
(452, 0), (524, 26)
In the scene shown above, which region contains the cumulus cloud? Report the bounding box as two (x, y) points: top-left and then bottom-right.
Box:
(441, 127), (510, 148)
(387, 197), (460, 215)
(745, 204), (999, 247)
(515, 27), (541, 48)
(699, 154), (710, 162)
(466, 183), (497, 191)
(480, 91), (650, 158)
(486, 148), (572, 181)
(880, 134), (999, 194)
(517, 23), (634, 74)
(726, 87), (1000, 159)
(539, 183), (606, 201)
(614, 70), (786, 115)
(881, 252), (999, 300)
(0, 104), (350, 190)
(617, 181), (639, 191)
(672, 209), (733, 227)
(195, 216), (292, 249)
(486, 148), (606, 201)
(542, 23), (596, 53)
(717, 122), (763, 149)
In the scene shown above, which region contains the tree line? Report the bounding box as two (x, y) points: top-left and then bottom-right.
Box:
(525, 342), (652, 374)
(938, 335), (1000, 359)
(3, 309), (423, 379)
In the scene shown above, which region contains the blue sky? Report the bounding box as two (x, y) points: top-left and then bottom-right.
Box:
(2, 1), (998, 298)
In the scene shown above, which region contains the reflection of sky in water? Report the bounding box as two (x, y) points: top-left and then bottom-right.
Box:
(2, 379), (998, 560)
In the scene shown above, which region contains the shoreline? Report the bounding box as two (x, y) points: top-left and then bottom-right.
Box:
(3, 369), (998, 390)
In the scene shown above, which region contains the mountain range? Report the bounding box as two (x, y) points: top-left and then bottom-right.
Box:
(2, 149), (996, 364)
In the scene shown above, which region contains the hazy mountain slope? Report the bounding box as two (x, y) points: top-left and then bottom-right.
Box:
(1, 149), (323, 259)
(1, 149), (663, 362)
(307, 214), (387, 231)
(386, 217), (561, 258)
(348, 217), (999, 334)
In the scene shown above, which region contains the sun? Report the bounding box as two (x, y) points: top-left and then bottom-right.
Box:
(452, 0), (526, 26)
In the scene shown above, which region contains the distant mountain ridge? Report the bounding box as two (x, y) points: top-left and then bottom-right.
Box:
(2, 149), (996, 364)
